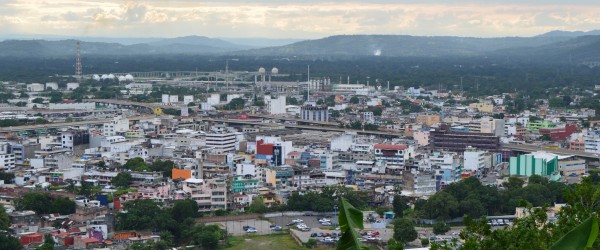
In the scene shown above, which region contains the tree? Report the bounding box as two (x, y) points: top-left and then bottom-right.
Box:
(224, 98), (245, 110)
(15, 192), (52, 214)
(0, 172), (14, 184)
(433, 221), (450, 235)
(248, 197), (267, 214)
(503, 176), (525, 191)
(51, 197), (76, 215)
(112, 172), (133, 189)
(393, 218), (418, 244)
(0, 206), (10, 230)
(388, 238), (405, 250)
(549, 97), (564, 108)
(32, 97), (44, 104)
(392, 195), (409, 218)
(117, 199), (163, 230)
(528, 175), (549, 185)
(171, 199), (198, 223)
(150, 160), (175, 178)
(349, 96), (359, 104)
(0, 233), (21, 250)
(123, 157), (149, 172)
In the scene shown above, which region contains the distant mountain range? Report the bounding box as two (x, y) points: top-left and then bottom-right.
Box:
(1, 31), (600, 62)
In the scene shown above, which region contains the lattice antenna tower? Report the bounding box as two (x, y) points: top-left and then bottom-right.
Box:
(75, 41), (82, 82)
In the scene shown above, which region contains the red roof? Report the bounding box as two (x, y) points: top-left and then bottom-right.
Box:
(83, 238), (99, 243)
(374, 144), (407, 150)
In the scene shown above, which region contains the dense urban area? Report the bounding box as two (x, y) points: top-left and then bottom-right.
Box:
(0, 58), (598, 250)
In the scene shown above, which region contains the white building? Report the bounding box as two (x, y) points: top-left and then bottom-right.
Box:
(169, 95), (179, 104)
(584, 130), (600, 153)
(207, 94), (220, 105)
(205, 126), (237, 153)
(183, 95), (194, 105)
(0, 143), (15, 171)
(161, 94), (170, 104)
(103, 116), (129, 136)
(268, 96), (286, 115)
(45, 82), (58, 90)
(362, 112), (374, 124)
(66, 82), (79, 90)
(26, 83), (44, 92)
(182, 178), (227, 212)
(463, 147), (486, 171)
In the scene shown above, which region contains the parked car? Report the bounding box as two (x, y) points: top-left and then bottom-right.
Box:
(271, 226), (282, 231)
(317, 232), (324, 237)
(245, 228), (257, 233)
(321, 237), (334, 243)
(310, 233), (318, 237)
(286, 222), (296, 226)
(292, 219), (304, 223)
(321, 222), (332, 226)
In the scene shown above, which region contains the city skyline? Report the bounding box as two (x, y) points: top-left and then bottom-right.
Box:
(1, 0), (600, 39)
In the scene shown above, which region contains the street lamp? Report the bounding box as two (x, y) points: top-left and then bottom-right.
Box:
(334, 205), (339, 227)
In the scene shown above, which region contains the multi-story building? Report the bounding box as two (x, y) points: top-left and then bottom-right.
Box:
(463, 147), (486, 171)
(527, 121), (556, 132)
(301, 105), (329, 122)
(373, 144), (413, 169)
(232, 176), (260, 193)
(584, 130), (600, 153)
(429, 126), (500, 152)
(102, 116), (129, 136)
(205, 126), (237, 154)
(569, 140), (585, 151)
(0, 143), (15, 171)
(469, 102), (494, 113)
(509, 151), (559, 178)
(416, 114), (441, 127)
(267, 96), (287, 115)
(182, 178), (227, 211)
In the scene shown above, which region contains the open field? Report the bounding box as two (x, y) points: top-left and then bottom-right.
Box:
(224, 234), (326, 250)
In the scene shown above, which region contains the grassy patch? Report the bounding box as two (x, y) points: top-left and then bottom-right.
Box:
(225, 234), (323, 250)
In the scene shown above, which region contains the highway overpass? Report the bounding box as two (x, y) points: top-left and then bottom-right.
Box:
(501, 143), (600, 160)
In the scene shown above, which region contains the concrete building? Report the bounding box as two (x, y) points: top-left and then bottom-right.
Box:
(509, 151), (560, 178)
(45, 82), (58, 90)
(469, 102), (494, 113)
(268, 96), (287, 115)
(416, 114), (441, 127)
(584, 130), (600, 153)
(463, 147), (486, 171)
(102, 116), (129, 137)
(26, 83), (45, 92)
(182, 178), (227, 212)
(183, 95), (194, 105)
(205, 126), (237, 153)
(301, 105), (329, 122)
(0, 143), (15, 171)
(66, 82), (79, 90)
(362, 112), (374, 124)
(373, 144), (413, 169)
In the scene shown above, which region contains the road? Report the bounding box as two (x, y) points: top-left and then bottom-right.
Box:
(0, 115), (154, 133)
(502, 143), (600, 160)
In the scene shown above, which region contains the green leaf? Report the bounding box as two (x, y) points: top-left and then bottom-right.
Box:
(550, 216), (599, 250)
(336, 197), (369, 250)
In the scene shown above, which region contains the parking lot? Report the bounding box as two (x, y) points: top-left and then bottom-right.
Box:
(209, 219), (277, 236)
(291, 227), (393, 245)
(269, 215), (339, 230)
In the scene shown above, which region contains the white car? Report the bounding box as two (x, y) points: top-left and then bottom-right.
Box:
(245, 228), (257, 233)
(297, 224), (307, 229)
(319, 218), (331, 223)
(292, 219), (304, 223)
(322, 237), (334, 243)
(321, 222), (332, 226)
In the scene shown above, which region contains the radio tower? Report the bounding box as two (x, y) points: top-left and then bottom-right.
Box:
(75, 41), (82, 82)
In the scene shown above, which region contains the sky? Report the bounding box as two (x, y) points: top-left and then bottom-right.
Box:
(1, 0), (600, 39)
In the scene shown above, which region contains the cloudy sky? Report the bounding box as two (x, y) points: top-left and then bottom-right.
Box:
(1, 0), (600, 39)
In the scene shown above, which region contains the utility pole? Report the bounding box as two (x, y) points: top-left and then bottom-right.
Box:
(75, 41), (82, 82)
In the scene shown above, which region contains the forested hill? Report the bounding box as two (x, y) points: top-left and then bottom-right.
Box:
(234, 35), (572, 57)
